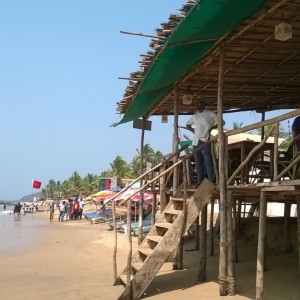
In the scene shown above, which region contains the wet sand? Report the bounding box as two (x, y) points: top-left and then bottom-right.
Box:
(0, 211), (299, 300)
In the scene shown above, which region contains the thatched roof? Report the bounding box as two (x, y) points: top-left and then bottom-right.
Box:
(115, 0), (300, 125)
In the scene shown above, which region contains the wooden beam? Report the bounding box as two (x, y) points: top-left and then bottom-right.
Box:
(256, 191), (267, 300)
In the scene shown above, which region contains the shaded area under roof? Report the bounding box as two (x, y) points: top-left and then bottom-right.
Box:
(114, 0), (267, 126)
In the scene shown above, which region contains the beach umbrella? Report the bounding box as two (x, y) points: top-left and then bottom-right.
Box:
(91, 190), (116, 198)
(118, 192), (154, 205)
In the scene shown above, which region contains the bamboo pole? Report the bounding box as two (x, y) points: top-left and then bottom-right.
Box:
(173, 84), (179, 194)
(120, 30), (167, 40)
(159, 165), (167, 211)
(284, 201), (292, 252)
(195, 216), (200, 250)
(172, 85), (180, 269)
(210, 200), (215, 256)
(112, 198), (118, 281)
(297, 195), (300, 274)
(227, 190), (236, 295)
(273, 122), (279, 180)
(151, 193), (157, 226)
(232, 199), (238, 263)
(178, 161), (188, 270)
(198, 203), (208, 281)
(126, 198), (133, 299)
(217, 43), (228, 296)
(138, 119), (145, 245)
(256, 191), (267, 300)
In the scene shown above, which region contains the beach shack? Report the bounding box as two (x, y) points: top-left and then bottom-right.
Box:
(109, 1), (300, 299)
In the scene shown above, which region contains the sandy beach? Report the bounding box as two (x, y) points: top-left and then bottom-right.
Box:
(0, 210), (299, 300)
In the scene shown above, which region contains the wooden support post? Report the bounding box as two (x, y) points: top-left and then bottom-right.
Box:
(237, 200), (242, 238)
(195, 215), (200, 250)
(256, 191), (267, 300)
(297, 196), (300, 274)
(172, 85), (180, 269)
(284, 201), (292, 252)
(217, 43), (228, 296)
(159, 165), (167, 211)
(151, 193), (157, 226)
(198, 204), (208, 281)
(232, 199), (238, 263)
(138, 119), (145, 246)
(178, 239), (184, 270)
(210, 200), (215, 256)
(227, 190), (236, 295)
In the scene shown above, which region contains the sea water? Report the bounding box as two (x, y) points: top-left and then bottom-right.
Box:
(0, 203), (48, 256)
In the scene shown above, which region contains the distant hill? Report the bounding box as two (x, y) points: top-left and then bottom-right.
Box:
(19, 192), (43, 203)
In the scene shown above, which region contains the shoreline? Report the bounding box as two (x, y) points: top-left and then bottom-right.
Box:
(0, 211), (299, 299)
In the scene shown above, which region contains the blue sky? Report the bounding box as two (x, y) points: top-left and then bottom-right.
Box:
(0, 1), (293, 200)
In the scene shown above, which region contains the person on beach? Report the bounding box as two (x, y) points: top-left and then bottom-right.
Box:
(186, 99), (222, 185)
(78, 198), (85, 219)
(64, 200), (70, 221)
(58, 200), (66, 222)
(72, 198), (80, 220)
(49, 202), (55, 222)
(14, 203), (22, 216)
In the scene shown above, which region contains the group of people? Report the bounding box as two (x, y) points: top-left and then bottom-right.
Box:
(48, 197), (85, 222)
(13, 202), (38, 215)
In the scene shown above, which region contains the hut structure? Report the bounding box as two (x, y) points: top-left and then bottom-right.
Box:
(109, 0), (300, 299)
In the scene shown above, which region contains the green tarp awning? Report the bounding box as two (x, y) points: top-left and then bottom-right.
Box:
(115, 0), (267, 126)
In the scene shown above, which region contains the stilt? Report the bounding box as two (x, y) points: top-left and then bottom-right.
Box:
(178, 239), (184, 270)
(195, 215), (200, 250)
(297, 196), (300, 274)
(232, 199), (238, 262)
(256, 191), (267, 300)
(210, 200), (215, 256)
(237, 200), (242, 238)
(227, 190), (236, 295)
(217, 43), (227, 296)
(284, 201), (292, 252)
(198, 204), (207, 281)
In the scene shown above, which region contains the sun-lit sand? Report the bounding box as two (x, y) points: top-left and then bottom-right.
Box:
(0, 207), (299, 300)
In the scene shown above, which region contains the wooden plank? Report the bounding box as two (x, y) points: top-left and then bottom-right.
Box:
(164, 209), (181, 215)
(138, 247), (153, 256)
(155, 222), (172, 229)
(147, 235), (163, 243)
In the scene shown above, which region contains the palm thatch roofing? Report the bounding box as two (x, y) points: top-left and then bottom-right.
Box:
(114, 0), (300, 126)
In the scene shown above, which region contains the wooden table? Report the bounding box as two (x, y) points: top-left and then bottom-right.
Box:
(227, 140), (274, 184)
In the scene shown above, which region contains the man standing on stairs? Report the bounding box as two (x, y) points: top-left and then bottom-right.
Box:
(186, 98), (222, 185)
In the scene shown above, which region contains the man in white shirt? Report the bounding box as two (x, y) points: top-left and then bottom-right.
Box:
(186, 100), (221, 184)
(79, 198), (85, 219)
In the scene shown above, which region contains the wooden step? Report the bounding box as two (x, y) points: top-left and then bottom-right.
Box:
(147, 235), (163, 243)
(164, 209), (181, 215)
(155, 222), (172, 229)
(116, 179), (215, 300)
(138, 247), (153, 256)
(171, 197), (184, 202)
(120, 274), (134, 285)
(131, 260), (144, 271)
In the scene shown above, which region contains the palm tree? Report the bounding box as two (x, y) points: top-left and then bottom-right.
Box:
(105, 155), (132, 179)
(46, 179), (57, 199)
(68, 171), (83, 196)
(232, 122), (244, 129)
(82, 173), (99, 195)
(132, 144), (162, 176)
(256, 124), (291, 149)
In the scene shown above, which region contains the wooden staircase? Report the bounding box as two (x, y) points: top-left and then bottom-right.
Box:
(115, 179), (215, 299)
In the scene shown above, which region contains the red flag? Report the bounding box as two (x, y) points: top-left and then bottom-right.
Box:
(32, 180), (42, 189)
